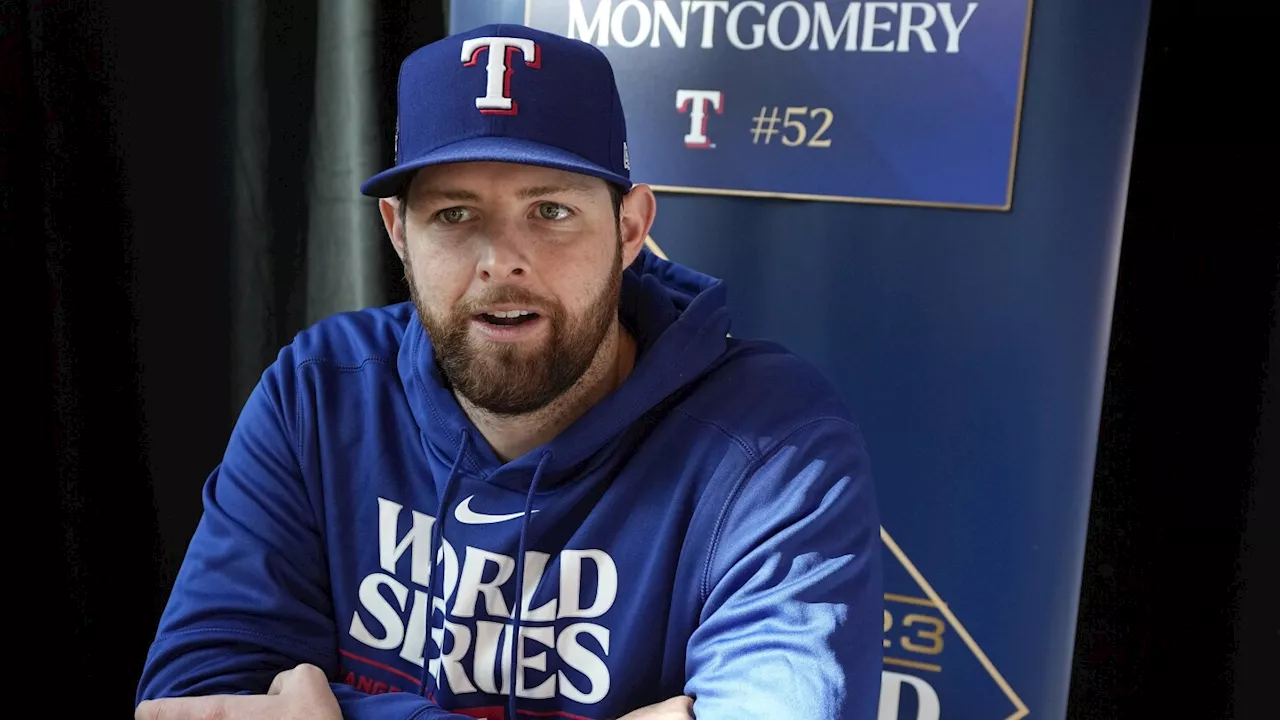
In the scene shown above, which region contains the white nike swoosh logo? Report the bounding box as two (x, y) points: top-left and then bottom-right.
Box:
(454, 495), (539, 525)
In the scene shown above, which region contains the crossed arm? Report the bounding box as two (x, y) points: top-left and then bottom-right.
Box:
(135, 665), (693, 720)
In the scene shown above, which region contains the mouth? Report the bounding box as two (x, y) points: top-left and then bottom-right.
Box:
(471, 309), (546, 341)
(476, 309), (541, 328)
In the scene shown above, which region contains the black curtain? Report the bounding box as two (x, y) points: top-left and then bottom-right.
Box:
(9, 0), (443, 713)
(9, 0), (1276, 717)
(1067, 1), (1279, 717)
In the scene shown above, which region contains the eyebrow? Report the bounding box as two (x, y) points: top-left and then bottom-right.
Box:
(415, 188), (482, 203)
(515, 181), (598, 199)
(415, 178), (598, 204)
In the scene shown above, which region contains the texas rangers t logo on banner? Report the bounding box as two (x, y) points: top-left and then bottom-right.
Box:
(676, 90), (724, 149)
(461, 36), (542, 115)
(524, 1), (1034, 210)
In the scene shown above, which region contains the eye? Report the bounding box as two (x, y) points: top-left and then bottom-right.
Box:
(435, 207), (474, 224)
(536, 202), (572, 221)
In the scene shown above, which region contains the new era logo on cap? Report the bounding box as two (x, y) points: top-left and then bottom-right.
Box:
(360, 23), (632, 199)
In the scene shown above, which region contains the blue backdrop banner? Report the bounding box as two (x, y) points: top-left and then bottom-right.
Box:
(447, 1), (1151, 717)
(520, 0), (1033, 210)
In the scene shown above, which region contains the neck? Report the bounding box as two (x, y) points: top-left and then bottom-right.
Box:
(458, 320), (637, 463)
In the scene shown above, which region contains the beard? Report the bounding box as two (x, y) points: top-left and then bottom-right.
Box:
(407, 242), (623, 416)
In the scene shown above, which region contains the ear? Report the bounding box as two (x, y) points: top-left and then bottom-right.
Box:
(618, 184), (657, 268)
(379, 197), (406, 262)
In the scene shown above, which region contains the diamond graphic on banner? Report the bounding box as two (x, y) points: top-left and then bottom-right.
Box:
(880, 528), (1029, 720)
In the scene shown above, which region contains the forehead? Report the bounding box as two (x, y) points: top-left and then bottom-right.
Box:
(408, 161), (606, 200)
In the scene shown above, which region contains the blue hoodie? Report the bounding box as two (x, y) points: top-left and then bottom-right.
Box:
(136, 249), (883, 719)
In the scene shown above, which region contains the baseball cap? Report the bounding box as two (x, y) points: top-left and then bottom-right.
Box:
(360, 23), (632, 198)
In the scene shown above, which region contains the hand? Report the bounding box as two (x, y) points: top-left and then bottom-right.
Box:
(134, 663), (341, 720)
(617, 695), (695, 719)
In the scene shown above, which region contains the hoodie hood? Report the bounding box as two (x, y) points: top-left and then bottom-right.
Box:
(397, 247), (731, 493)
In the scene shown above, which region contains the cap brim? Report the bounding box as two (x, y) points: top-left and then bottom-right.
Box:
(360, 136), (632, 198)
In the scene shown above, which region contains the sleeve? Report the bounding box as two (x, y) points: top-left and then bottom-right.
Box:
(134, 359), (469, 720)
(684, 418), (884, 720)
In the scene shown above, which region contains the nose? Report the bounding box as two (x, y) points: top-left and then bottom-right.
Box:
(475, 224), (528, 281)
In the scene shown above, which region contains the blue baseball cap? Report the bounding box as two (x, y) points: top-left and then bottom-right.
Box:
(360, 23), (632, 198)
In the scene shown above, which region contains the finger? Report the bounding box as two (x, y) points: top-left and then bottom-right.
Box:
(271, 663), (329, 696)
(667, 695), (695, 716)
(268, 667), (292, 696)
(291, 663), (332, 691)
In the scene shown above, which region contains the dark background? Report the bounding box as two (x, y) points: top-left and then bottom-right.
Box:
(7, 0), (1276, 716)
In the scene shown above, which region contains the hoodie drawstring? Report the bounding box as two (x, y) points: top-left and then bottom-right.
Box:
(420, 428), (469, 700)
(507, 450), (552, 720)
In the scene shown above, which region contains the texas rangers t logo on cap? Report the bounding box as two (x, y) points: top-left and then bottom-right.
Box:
(460, 36), (541, 115)
(359, 24), (632, 198)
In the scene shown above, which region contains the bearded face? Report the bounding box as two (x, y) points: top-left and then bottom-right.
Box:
(393, 162), (628, 416)
(407, 237), (622, 416)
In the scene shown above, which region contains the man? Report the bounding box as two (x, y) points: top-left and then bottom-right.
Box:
(135, 22), (883, 720)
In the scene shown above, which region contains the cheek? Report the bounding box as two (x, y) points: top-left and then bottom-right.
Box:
(543, 245), (616, 314)
(408, 246), (470, 310)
